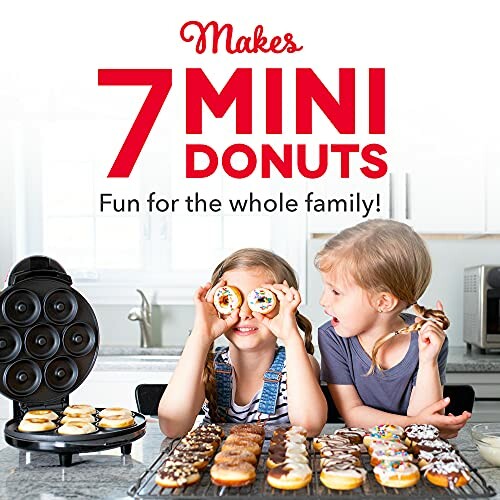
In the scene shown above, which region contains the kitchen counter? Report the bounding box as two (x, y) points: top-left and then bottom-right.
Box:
(94, 345), (500, 373)
(0, 421), (497, 499)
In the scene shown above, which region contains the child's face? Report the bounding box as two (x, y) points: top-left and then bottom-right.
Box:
(319, 270), (378, 338)
(221, 268), (279, 351)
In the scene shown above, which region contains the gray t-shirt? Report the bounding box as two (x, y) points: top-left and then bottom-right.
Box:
(318, 313), (448, 416)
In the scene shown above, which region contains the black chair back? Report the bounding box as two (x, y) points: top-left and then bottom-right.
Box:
(135, 383), (167, 416)
(443, 384), (475, 415)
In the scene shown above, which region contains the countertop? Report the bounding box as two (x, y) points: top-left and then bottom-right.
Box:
(94, 345), (500, 373)
(0, 422), (497, 499)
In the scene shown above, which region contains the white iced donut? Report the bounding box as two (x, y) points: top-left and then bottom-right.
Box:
(214, 286), (242, 315)
(247, 288), (277, 315)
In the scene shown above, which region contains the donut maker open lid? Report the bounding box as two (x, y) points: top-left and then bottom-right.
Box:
(0, 256), (146, 466)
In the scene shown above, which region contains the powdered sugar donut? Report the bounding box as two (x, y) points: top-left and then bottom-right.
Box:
(214, 286), (242, 315)
(246, 288), (277, 314)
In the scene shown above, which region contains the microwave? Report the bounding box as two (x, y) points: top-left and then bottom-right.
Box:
(464, 265), (500, 352)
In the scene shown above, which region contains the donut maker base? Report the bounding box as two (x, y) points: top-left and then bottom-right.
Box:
(5, 404), (146, 466)
(128, 426), (495, 499)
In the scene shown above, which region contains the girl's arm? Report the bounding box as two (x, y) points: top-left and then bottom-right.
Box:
(158, 331), (211, 437)
(158, 281), (239, 437)
(254, 283), (327, 436)
(285, 336), (328, 436)
(329, 384), (470, 438)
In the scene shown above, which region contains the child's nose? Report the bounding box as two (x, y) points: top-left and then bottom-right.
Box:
(239, 301), (253, 320)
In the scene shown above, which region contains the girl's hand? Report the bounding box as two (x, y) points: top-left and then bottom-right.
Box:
(192, 280), (239, 343)
(416, 300), (446, 366)
(252, 280), (302, 345)
(414, 397), (471, 439)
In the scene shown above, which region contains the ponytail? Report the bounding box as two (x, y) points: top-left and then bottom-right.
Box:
(296, 311), (314, 355)
(367, 304), (450, 375)
(202, 343), (221, 422)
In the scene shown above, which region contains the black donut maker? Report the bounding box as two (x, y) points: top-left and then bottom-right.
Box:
(0, 256), (146, 466)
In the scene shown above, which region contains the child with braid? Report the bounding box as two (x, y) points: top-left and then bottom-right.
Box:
(316, 220), (471, 438)
(159, 248), (327, 438)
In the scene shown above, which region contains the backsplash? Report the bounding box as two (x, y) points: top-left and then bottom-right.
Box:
(93, 238), (500, 349)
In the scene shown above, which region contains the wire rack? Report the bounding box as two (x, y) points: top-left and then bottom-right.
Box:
(128, 436), (496, 499)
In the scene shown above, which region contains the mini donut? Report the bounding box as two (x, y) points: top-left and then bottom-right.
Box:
(320, 455), (362, 468)
(267, 461), (312, 490)
(319, 443), (361, 458)
(266, 449), (309, 469)
(155, 462), (201, 488)
(229, 423), (265, 437)
(269, 441), (307, 456)
(414, 439), (454, 467)
(229, 431), (264, 446)
(370, 447), (413, 467)
(368, 439), (408, 456)
(214, 286), (242, 315)
(58, 421), (97, 435)
(320, 463), (367, 490)
(63, 404), (96, 416)
(333, 427), (367, 445)
(222, 437), (261, 456)
(247, 288), (277, 315)
(421, 452), (471, 488)
(18, 417), (57, 433)
(182, 432), (220, 452)
(24, 409), (59, 421)
(162, 453), (209, 471)
(98, 407), (133, 418)
(403, 423), (440, 447)
(363, 425), (405, 446)
(313, 434), (351, 451)
(214, 449), (257, 466)
(373, 462), (420, 488)
(192, 423), (224, 438)
(174, 441), (215, 457)
(60, 414), (95, 424)
(98, 414), (135, 429)
(210, 462), (256, 487)
(319, 444), (361, 458)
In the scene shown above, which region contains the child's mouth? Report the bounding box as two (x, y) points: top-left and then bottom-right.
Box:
(233, 327), (259, 336)
(325, 310), (339, 327)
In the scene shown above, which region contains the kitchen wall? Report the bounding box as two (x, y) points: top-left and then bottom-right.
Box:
(92, 237), (500, 349)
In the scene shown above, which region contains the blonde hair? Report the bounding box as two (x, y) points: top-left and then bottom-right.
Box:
(203, 248), (314, 422)
(314, 219), (449, 374)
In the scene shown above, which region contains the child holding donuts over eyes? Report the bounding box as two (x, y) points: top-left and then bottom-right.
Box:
(316, 220), (471, 438)
(159, 248), (327, 438)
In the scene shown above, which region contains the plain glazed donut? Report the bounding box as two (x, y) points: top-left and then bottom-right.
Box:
(214, 449), (257, 466)
(98, 414), (135, 429)
(58, 421), (97, 435)
(222, 436), (261, 456)
(60, 414), (95, 424)
(229, 423), (265, 436)
(210, 462), (256, 487)
(24, 409), (58, 421)
(18, 417), (56, 433)
(99, 407), (133, 418)
(214, 286), (242, 315)
(63, 404), (96, 416)
(246, 288), (277, 315)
